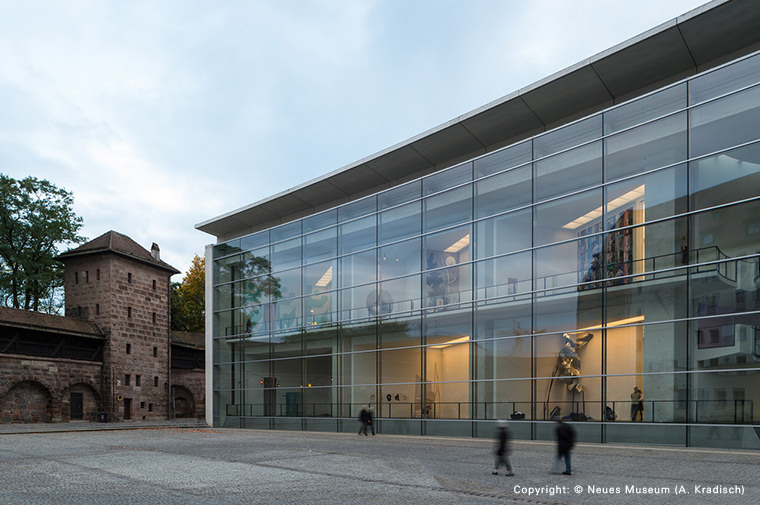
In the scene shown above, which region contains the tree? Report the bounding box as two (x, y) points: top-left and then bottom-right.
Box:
(172, 255), (206, 332)
(0, 174), (84, 313)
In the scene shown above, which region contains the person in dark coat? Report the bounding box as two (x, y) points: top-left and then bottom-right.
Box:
(554, 419), (576, 475)
(367, 406), (375, 435)
(492, 420), (514, 476)
(358, 406), (369, 435)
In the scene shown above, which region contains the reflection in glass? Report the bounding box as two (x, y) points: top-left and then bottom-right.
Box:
(379, 201), (420, 244)
(535, 142), (602, 201)
(689, 84), (760, 158)
(423, 186), (471, 233)
(475, 164), (531, 218)
(474, 141), (531, 179)
(689, 143), (760, 210)
(605, 83), (686, 134)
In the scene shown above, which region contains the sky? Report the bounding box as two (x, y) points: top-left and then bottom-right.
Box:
(0, 0), (710, 279)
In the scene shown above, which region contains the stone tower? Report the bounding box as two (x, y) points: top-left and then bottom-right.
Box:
(56, 231), (180, 421)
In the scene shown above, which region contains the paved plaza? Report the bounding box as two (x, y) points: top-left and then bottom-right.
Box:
(1, 422), (758, 504)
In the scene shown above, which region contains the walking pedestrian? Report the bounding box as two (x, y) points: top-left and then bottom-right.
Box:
(492, 420), (514, 476)
(554, 419), (575, 475)
(358, 405), (369, 435)
(367, 406), (375, 435)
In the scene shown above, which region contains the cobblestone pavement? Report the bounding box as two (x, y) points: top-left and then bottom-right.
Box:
(1, 425), (758, 504)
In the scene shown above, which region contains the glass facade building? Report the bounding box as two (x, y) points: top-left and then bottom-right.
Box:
(201, 7), (760, 449)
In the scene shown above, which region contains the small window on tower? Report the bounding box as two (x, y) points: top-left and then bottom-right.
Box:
(152, 312), (156, 324)
(152, 279), (156, 290)
(85, 271), (89, 283)
(97, 268), (100, 280)
(96, 304), (100, 315)
(148, 403), (153, 412)
(125, 374), (131, 386)
(128, 272), (132, 283)
(128, 307), (132, 318)
(126, 343), (131, 354)
(154, 376), (159, 387)
(75, 272), (79, 284)
(136, 375), (141, 386)
(140, 402), (145, 409)
(153, 347), (158, 357)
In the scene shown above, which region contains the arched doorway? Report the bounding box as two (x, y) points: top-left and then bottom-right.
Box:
(0, 380), (52, 423)
(171, 385), (195, 418)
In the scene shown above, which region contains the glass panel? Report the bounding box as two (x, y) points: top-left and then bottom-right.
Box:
(475, 164), (531, 218)
(378, 180), (420, 210)
(213, 240), (241, 259)
(423, 226), (470, 266)
(535, 241), (595, 290)
(423, 186), (471, 233)
(689, 84), (760, 158)
(474, 141), (531, 179)
(692, 199), (760, 259)
(688, 370), (759, 424)
(476, 251), (531, 300)
(533, 288), (603, 337)
(604, 112), (686, 181)
(379, 317), (421, 417)
(273, 298), (301, 330)
(689, 53), (760, 105)
(305, 291), (335, 326)
(272, 267), (301, 299)
(340, 285), (377, 321)
(689, 143), (760, 210)
(534, 115), (601, 158)
(607, 283), (687, 326)
(339, 250), (376, 289)
(241, 248), (271, 278)
(270, 238), (301, 271)
(379, 239), (420, 280)
(240, 231), (269, 251)
(606, 374), (687, 423)
(379, 275), (421, 314)
(535, 141), (602, 201)
(537, 376), (602, 422)
(606, 164), (686, 226)
(338, 196), (377, 222)
(303, 228), (337, 264)
(303, 260), (335, 294)
(214, 254), (241, 285)
(423, 264), (471, 308)
(423, 311), (471, 419)
(690, 258), (760, 318)
(475, 208), (531, 259)
(379, 201), (420, 244)
(271, 221), (301, 243)
(475, 300), (531, 339)
(338, 215), (376, 255)
(423, 162), (471, 196)
(605, 84), (686, 134)
(534, 189), (602, 247)
(302, 209), (336, 233)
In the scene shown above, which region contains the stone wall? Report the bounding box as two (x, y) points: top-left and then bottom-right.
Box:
(0, 354), (102, 423)
(171, 368), (206, 418)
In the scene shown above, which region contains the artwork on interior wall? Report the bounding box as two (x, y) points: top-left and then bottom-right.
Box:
(577, 208), (634, 291)
(425, 251), (459, 306)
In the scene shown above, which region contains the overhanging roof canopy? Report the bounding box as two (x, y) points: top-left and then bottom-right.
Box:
(197, 0), (760, 242)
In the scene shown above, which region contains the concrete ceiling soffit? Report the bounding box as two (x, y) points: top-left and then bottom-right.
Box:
(521, 65), (614, 126)
(592, 26), (695, 99)
(261, 193), (312, 218)
(460, 97), (545, 148)
(409, 122), (486, 166)
(365, 145), (434, 182)
(679, 0), (760, 67)
(326, 163), (391, 196)
(291, 179), (349, 208)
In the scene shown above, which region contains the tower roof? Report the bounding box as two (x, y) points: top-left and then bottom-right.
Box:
(56, 231), (180, 275)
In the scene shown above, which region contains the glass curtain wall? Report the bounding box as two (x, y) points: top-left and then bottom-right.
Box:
(212, 52), (760, 448)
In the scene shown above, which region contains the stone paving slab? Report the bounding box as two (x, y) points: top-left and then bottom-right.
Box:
(0, 426), (758, 504)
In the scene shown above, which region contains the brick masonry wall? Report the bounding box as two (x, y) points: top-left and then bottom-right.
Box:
(171, 368), (205, 418)
(65, 253), (174, 421)
(0, 355), (102, 422)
